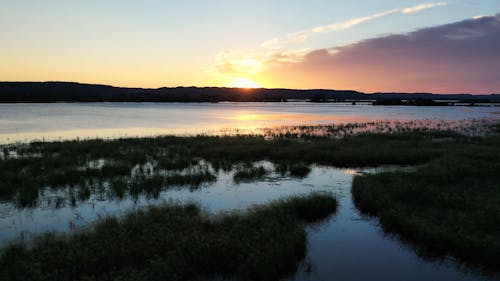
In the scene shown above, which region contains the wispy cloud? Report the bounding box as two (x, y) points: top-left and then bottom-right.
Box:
(402, 2), (447, 14)
(285, 9), (401, 44)
(283, 2), (448, 45)
(472, 15), (490, 20)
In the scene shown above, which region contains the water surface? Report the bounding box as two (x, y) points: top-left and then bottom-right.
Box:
(1, 102), (499, 143)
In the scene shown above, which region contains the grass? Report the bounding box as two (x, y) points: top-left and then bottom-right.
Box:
(276, 163), (311, 178)
(352, 134), (500, 273)
(0, 193), (337, 281)
(233, 165), (269, 183)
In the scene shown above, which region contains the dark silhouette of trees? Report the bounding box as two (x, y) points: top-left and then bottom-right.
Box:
(0, 82), (498, 103)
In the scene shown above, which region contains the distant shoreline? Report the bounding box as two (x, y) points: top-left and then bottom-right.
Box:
(1, 81), (499, 103)
(1, 100), (499, 107)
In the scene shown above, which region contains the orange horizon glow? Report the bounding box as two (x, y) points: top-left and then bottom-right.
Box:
(225, 78), (262, 89)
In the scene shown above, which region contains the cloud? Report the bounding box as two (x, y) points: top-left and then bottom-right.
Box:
(283, 2), (447, 45)
(262, 15), (500, 93)
(211, 2), (450, 80)
(287, 8), (400, 43)
(312, 9), (400, 33)
(212, 51), (262, 76)
(402, 2), (447, 14)
(472, 15), (489, 20)
(260, 38), (281, 49)
(270, 48), (312, 63)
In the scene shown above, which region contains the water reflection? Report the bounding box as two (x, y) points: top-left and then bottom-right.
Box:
(1, 102), (499, 143)
(291, 168), (495, 281)
(225, 112), (370, 122)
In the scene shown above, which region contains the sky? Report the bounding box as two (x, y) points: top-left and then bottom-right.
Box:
(1, 0), (499, 93)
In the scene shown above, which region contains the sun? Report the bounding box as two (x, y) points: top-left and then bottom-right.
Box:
(227, 78), (262, 89)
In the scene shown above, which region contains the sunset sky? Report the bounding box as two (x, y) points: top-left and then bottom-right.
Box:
(1, 1), (499, 93)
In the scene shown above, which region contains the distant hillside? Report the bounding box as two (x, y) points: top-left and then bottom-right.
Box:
(0, 82), (498, 103)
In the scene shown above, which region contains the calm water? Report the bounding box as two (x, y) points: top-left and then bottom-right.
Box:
(0, 164), (496, 281)
(1, 102), (499, 143)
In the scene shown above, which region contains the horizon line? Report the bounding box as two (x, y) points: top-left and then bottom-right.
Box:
(1, 81), (499, 96)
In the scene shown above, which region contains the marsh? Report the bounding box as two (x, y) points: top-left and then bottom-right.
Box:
(1, 120), (499, 280)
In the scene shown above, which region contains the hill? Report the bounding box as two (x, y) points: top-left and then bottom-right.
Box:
(0, 82), (499, 103)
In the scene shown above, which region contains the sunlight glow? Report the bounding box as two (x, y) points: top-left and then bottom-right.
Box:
(237, 59), (261, 75)
(227, 78), (262, 89)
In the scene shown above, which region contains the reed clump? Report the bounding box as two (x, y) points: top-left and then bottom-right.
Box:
(276, 163), (311, 178)
(233, 165), (269, 183)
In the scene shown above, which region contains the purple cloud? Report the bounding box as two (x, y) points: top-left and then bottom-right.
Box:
(267, 15), (500, 94)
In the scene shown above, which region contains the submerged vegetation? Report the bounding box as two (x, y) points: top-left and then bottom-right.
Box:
(0, 193), (337, 281)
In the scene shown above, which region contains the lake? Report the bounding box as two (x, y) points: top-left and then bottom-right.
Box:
(1, 102), (499, 143)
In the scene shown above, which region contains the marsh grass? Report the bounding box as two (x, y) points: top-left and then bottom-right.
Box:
(233, 165), (269, 183)
(352, 135), (500, 273)
(1, 119), (496, 208)
(0, 128), (449, 207)
(0, 193), (337, 281)
(276, 163), (311, 178)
